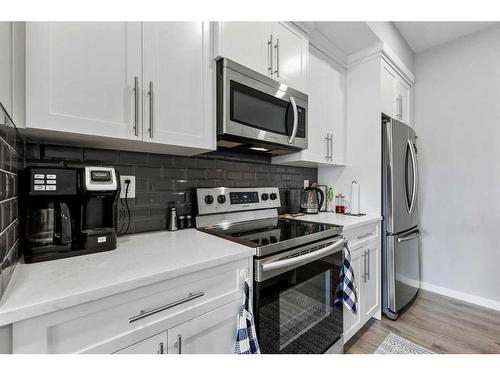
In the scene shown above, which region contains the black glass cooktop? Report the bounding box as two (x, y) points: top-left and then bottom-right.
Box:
(200, 218), (342, 257)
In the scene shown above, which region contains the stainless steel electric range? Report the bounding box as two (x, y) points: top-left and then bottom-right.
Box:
(196, 187), (344, 354)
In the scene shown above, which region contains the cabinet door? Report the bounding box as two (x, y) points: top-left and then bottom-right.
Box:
(397, 79), (411, 124)
(272, 23), (309, 93)
(216, 22), (271, 77)
(361, 244), (381, 323)
(343, 249), (363, 343)
(115, 331), (167, 354)
(26, 22), (142, 140)
(167, 300), (240, 354)
(142, 22), (214, 151)
(381, 61), (398, 119)
(0, 22), (12, 117)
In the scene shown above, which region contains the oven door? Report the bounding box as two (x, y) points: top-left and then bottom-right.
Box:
(219, 59), (308, 150)
(254, 237), (344, 354)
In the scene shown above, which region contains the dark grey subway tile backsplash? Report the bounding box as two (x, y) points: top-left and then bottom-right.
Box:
(25, 144), (318, 236)
(0, 104), (24, 299)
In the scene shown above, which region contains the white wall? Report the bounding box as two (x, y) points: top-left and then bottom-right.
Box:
(319, 57), (382, 215)
(367, 22), (415, 74)
(415, 25), (500, 307)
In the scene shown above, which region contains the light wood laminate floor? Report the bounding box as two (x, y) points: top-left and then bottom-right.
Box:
(345, 289), (500, 354)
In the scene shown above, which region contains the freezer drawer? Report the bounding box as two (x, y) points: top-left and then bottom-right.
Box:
(384, 228), (420, 314)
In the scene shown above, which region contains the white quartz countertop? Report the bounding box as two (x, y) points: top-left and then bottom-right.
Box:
(0, 229), (253, 326)
(295, 212), (382, 231)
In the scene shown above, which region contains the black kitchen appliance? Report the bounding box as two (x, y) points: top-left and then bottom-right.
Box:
(79, 167), (120, 252)
(21, 166), (120, 263)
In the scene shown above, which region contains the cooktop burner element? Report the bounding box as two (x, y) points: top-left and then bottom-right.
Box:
(196, 187), (342, 257)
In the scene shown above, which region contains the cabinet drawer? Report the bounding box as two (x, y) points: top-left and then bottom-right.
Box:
(344, 222), (379, 250)
(44, 259), (247, 353)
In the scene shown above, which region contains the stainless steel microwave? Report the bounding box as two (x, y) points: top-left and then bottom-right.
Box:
(216, 58), (308, 155)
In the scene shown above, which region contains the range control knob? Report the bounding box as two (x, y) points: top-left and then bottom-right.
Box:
(217, 194), (226, 204)
(204, 195), (214, 204)
(261, 193), (269, 201)
(270, 193), (278, 200)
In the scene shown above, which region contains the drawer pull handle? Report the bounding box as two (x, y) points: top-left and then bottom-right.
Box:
(129, 291), (205, 323)
(357, 232), (373, 240)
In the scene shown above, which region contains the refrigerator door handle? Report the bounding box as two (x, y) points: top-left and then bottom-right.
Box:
(397, 229), (420, 243)
(408, 139), (418, 214)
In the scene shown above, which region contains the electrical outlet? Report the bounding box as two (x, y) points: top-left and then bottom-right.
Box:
(303, 179), (309, 189)
(120, 175), (136, 199)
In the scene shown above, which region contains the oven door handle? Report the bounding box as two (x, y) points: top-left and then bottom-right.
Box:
(288, 96), (298, 144)
(261, 238), (344, 272)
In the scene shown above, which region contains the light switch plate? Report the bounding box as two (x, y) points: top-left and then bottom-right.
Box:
(303, 179), (309, 189)
(120, 175), (136, 199)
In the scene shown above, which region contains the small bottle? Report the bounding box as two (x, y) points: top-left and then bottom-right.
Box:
(167, 207), (178, 231)
(177, 215), (186, 230)
(185, 215), (193, 229)
(327, 187), (335, 212)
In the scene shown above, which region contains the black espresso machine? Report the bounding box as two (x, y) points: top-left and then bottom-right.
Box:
(20, 166), (120, 263)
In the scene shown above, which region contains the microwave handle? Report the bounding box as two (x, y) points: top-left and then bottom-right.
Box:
(288, 96), (298, 144)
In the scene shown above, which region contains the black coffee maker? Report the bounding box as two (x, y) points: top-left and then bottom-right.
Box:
(21, 166), (120, 263)
(21, 167), (80, 263)
(79, 167), (120, 252)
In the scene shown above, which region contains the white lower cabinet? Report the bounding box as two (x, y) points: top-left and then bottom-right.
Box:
(115, 331), (167, 354)
(167, 299), (240, 354)
(343, 222), (381, 343)
(11, 258), (249, 354)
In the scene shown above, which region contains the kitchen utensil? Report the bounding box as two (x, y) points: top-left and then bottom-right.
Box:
(301, 183), (325, 214)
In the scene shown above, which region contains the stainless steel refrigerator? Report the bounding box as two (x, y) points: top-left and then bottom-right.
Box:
(382, 117), (420, 320)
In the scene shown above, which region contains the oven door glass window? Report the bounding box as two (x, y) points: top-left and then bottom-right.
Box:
(230, 81), (294, 136)
(254, 252), (343, 354)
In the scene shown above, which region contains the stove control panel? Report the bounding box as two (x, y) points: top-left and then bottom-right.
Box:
(197, 187), (281, 215)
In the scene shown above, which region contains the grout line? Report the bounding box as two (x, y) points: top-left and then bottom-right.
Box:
(1, 238), (20, 265)
(0, 135), (21, 158)
(0, 196), (18, 205)
(0, 217), (18, 238)
(0, 167), (17, 176)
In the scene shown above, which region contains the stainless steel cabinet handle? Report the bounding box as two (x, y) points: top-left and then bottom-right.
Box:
(268, 35), (273, 76)
(157, 342), (164, 354)
(362, 251), (367, 282)
(288, 97), (298, 144)
(366, 249), (370, 281)
(129, 291), (205, 323)
(399, 94), (404, 120)
(329, 134), (333, 161)
(396, 95), (401, 119)
(133, 76), (139, 137)
(148, 81), (154, 138)
(357, 232), (373, 240)
(325, 134), (330, 160)
(274, 38), (280, 77)
(177, 335), (182, 354)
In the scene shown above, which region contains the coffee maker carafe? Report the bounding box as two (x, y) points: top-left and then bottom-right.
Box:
(21, 168), (79, 263)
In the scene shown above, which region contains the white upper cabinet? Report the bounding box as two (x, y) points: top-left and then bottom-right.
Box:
(216, 22), (272, 77)
(26, 22), (142, 140)
(272, 47), (345, 167)
(215, 22), (309, 93)
(0, 22), (12, 117)
(381, 60), (411, 124)
(271, 23), (309, 93)
(142, 22), (214, 151)
(23, 22), (215, 156)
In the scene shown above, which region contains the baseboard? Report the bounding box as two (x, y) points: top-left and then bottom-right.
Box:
(419, 281), (500, 312)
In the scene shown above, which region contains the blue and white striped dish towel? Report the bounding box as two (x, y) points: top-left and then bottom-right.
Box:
(335, 241), (358, 314)
(234, 275), (260, 354)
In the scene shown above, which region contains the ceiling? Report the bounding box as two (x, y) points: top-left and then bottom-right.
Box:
(314, 22), (380, 55)
(394, 22), (498, 53)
